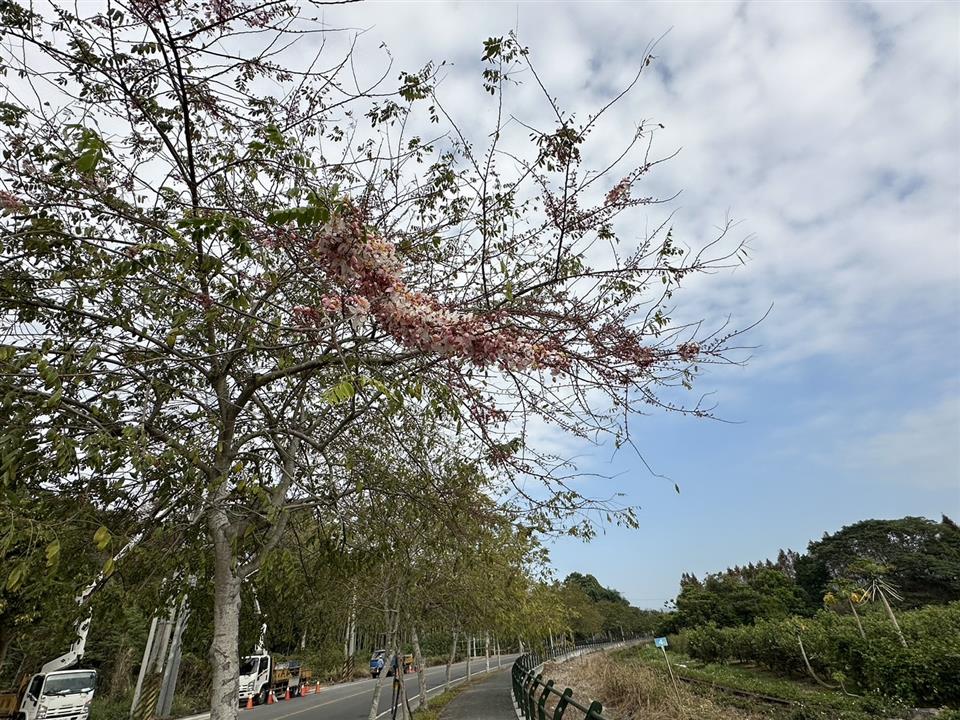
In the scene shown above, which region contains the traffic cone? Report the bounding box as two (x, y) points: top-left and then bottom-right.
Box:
(315, 682), (321, 694)
(245, 696), (254, 710)
(268, 690), (275, 704)
(284, 687), (291, 701)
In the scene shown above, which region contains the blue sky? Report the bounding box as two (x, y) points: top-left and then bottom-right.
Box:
(316, 0), (960, 607)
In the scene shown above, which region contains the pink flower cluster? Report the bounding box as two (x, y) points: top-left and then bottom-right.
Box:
(0, 191), (26, 212)
(677, 342), (700, 362)
(605, 178), (631, 206)
(305, 205), (569, 372)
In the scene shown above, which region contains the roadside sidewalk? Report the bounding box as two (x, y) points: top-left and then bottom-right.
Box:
(437, 669), (515, 720)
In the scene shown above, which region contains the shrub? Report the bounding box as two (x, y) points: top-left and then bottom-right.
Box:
(680, 601), (960, 706)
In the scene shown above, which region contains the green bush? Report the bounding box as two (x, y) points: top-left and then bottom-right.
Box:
(680, 601), (960, 706)
(684, 623), (726, 663)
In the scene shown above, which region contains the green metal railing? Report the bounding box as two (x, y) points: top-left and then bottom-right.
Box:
(511, 642), (619, 720)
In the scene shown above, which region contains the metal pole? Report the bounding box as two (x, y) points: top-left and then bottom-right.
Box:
(129, 617), (159, 719)
(157, 597), (190, 718)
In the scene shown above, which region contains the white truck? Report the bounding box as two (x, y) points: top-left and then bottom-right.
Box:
(0, 531), (149, 720)
(0, 668), (96, 720)
(0, 593), (99, 720)
(238, 656), (312, 705)
(237, 596), (312, 706)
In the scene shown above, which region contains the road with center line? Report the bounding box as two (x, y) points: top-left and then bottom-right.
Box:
(180, 655), (518, 720)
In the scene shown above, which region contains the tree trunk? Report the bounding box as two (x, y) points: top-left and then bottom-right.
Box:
(345, 596), (357, 658)
(796, 634), (837, 689)
(466, 636), (472, 679)
(484, 633), (490, 673)
(444, 630), (458, 691)
(411, 627), (427, 710)
(879, 590), (908, 647)
(0, 622), (15, 676)
(848, 600), (866, 640)
(367, 593), (399, 720)
(209, 511), (242, 720)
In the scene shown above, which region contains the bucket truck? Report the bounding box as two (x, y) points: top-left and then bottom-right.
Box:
(237, 591), (312, 705)
(0, 523), (160, 720)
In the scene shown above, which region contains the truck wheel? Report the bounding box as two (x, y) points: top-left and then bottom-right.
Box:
(258, 686), (270, 706)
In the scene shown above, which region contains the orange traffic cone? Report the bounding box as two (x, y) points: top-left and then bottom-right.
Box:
(245, 696), (254, 710)
(267, 690), (275, 705)
(315, 682), (321, 694)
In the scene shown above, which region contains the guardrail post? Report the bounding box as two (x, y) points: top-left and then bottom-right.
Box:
(517, 669), (534, 718)
(512, 665), (522, 716)
(527, 673), (543, 720)
(552, 688), (573, 720)
(585, 700), (603, 720)
(537, 680), (555, 720)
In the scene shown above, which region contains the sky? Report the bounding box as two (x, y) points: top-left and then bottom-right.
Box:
(305, 0), (960, 608)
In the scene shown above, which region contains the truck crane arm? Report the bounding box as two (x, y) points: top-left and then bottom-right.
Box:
(39, 502), (180, 675)
(251, 584), (267, 655)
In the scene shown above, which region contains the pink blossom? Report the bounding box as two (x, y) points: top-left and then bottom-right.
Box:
(0, 191), (26, 213)
(605, 179), (631, 205)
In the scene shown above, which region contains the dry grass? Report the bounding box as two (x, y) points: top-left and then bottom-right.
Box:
(538, 653), (766, 720)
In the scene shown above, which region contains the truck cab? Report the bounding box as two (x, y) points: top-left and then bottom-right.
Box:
(369, 650), (385, 678)
(9, 670), (96, 720)
(238, 655), (271, 706)
(238, 655), (309, 705)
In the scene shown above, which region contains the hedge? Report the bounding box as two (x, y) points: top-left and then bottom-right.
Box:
(681, 601), (960, 706)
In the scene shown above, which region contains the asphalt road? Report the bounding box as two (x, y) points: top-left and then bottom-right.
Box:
(180, 655), (518, 720)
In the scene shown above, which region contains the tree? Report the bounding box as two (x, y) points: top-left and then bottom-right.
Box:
(564, 573), (629, 605)
(796, 517), (960, 608)
(1, 5), (747, 719)
(823, 580), (868, 640)
(849, 561), (908, 648)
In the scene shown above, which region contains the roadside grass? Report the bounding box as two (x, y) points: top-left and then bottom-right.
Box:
(541, 653), (764, 720)
(91, 689), (212, 720)
(411, 686), (461, 720)
(607, 645), (908, 720)
(410, 676), (481, 720)
(90, 692), (131, 720)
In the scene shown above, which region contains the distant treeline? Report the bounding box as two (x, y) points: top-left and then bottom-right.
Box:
(558, 572), (663, 640)
(660, 515), (960, 634)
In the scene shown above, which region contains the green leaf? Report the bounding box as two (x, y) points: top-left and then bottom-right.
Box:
(75, 149), (101, 173)
(93, 525), (110, 550)
(46, 387), (63, 408)
(5, 564), (22, 592)
(102, 556), (115, 576)
(323, 378), (355, 405)
(45, 539), (60, 566)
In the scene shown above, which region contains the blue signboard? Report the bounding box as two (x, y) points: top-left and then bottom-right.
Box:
(654, 637), (669, 648)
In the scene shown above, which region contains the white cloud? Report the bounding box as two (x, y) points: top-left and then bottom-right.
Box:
(843, 392), (960, 490)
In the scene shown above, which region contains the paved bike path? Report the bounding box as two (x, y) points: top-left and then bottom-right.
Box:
(437, 669), (515, 720)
